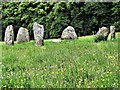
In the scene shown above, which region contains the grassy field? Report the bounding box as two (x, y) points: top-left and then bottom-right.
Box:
(1, 33), (119, 88)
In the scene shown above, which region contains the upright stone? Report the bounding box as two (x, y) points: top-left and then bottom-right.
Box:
(94, 27), (109, 42)
(4, 25), (14, 45)
(33, 22), (44, 46)
(110, 26), (116, 40)
(61, 26), (78, 40)
(16, 27), (29, 43)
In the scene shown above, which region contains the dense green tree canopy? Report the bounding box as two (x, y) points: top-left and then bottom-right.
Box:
(1, 2), (120, 40)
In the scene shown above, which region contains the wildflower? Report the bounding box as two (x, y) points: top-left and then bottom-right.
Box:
(101, 85), (103, 87)
(109, 72), (112, 74)
(52, 72), (54, 74)
(93, 54), (95, 56)
(108, 55), (115, 60)
(88, 85), (90, 88)
(96, 80), (98, 82)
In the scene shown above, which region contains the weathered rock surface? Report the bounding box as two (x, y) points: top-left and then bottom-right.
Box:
(94, 27), (109, 42)
(110, 26), (116, 40)
(16, 27), (29, 43)
(61, 26), (78, 40)
(33, 22), (44, 46)
(4, 25), (14, 45)
(52, 39), (61, 43)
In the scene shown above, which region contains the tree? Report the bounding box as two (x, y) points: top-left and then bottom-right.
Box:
(2, 2), (120, 41)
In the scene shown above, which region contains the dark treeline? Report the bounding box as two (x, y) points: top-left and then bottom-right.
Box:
(0, 2), (2, 41)
(2, 2), (120, 41)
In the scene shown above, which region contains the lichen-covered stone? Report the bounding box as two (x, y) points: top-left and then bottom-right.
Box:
(94, 27), (109, 42)
(4, 25), (14, 45)
(16, 27), (29, 43)
(33, 22), (44, 46)
(61, 26), (77, 40)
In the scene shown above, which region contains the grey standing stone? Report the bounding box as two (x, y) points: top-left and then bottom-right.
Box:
(110, 26), (116, 40)
(94, 27), (109, 42)
(16, 27), (29, 43)
(61, 26), (78, 40)
(4, 25), (14, 45)
(33, 22), (44, 46)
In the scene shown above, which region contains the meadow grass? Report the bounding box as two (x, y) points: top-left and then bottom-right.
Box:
(1, 33), (119, 88)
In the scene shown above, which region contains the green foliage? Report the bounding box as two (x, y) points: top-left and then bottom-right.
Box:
(0, 3), (1, 41)
(1, 33), (119, 88)
(111, 2), (120, 32)
(2, 2), (120, 40)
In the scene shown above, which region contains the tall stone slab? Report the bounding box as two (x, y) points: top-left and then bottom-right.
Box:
(4, 25), (14, 45)
(33, 22), (44, 46)
(61, 26), (78, 40)
(110, 26), (116, 40)
(16, 27), (29, 43)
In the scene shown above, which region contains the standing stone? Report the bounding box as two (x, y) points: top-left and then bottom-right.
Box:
(16, 27), (29, 43)
(94, 27), (109, 42)
(110, 26), (116, 40)
(33, 22), (44, 46)
(4, 25), (14, 45)
(61, 26), (78, 40)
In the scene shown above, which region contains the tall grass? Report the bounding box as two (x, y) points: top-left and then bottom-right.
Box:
(1, 33), (119, 88)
